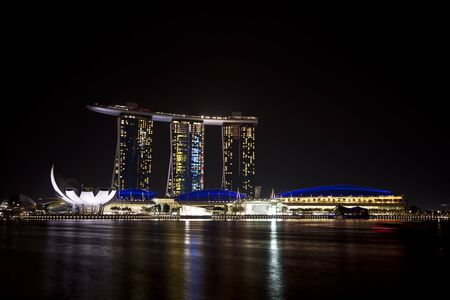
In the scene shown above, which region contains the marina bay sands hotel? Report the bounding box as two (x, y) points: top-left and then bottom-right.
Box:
(88, 103), (257, 198)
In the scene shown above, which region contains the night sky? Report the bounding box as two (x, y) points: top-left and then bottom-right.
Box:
(3, 14), (448, 209)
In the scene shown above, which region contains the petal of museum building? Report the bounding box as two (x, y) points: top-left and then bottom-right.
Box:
(49, 103), (406, 216)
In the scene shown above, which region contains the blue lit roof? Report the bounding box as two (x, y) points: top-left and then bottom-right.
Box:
(277, 185), (393, 198)
(117, 189), (156, 201)
(176, 189), (246, 202)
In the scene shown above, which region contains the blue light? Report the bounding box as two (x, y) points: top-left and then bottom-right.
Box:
(117, 189), (157, 201)
(277, 185), (393, 198)
(176, 189), (246, 201)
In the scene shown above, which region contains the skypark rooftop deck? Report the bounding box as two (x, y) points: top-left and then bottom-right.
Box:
(88, 103), (258, 125)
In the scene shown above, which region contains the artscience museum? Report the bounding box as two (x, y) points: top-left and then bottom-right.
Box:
(50, 165), (116, 213)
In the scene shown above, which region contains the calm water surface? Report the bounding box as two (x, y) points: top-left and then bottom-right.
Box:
(1, 220), (449, 299)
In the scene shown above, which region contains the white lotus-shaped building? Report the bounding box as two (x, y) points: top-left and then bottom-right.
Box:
(50, 165), (116, 208)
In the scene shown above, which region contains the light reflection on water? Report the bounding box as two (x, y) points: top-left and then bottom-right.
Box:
(0, 220), (449, 299)
(269, 219), (284, 298)
(184, 220), (204, 299)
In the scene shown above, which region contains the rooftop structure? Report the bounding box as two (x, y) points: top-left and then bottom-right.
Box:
(277, 185), (394, 198)
(87, 103), (258, 125)
(89, 102), (258, 198)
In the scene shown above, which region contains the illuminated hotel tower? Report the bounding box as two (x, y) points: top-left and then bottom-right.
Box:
(222, 122), (256, 198)
(88, 103), (257, 195)
(166, 120), (205, 196)
(113, 114), (153, 191)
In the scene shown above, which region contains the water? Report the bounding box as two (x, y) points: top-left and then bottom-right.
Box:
(1, 220), (449, 299)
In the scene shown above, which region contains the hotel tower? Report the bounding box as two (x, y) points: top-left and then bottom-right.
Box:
(222, 121), (256, 198)
(88, 103), (258, 198)
(113, 113), (153, 191)
(167, 120), (205, 196)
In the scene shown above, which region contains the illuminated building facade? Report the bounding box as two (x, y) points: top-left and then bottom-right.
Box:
(167, 121), (205, 196)
(116, 189), (157, 202)
(88, 103), (258, 195)
(222, 123), (256, 198)
(277, 185), (406, 214)
(113, 114), (153, 191)
(176, 189), (244, 202)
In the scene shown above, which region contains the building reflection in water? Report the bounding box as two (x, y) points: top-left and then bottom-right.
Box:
(1, 220), (448, 299)
(268, 219), (284, 298)
(183, 220), (203, 299)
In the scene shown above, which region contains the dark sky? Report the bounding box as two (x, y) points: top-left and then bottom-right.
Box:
(3, 14), (448, 209)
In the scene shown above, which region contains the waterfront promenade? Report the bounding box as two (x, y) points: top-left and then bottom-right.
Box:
(9, 214), (449, 221)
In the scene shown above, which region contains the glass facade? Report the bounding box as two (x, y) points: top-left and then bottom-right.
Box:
(89, 103), (257, 197)
(222, 123), (256, 198)
(117, 189), (157, 201)
(167, 120), (205, 196)
(113, 115), (153, 191)
(176, 189), (246, 202)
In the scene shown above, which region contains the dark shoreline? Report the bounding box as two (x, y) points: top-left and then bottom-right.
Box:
(2, 214), (448, 222)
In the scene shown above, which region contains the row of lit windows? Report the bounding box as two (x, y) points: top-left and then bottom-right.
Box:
(115, 115), (154, 191)
(222, 124), (255, 197)
(116, 117), (255, 195)
(282, 197), (404, 204)
(168, 121), (205, 196)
